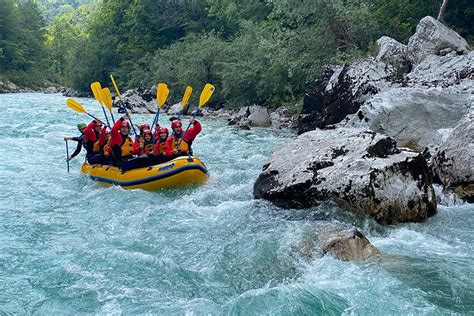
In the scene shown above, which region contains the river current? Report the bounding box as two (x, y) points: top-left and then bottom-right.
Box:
(0, 93), (472, 314)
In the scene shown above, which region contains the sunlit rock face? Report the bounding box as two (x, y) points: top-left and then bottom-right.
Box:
(298, 16), (472, 150)
(254, 128), (436, 225)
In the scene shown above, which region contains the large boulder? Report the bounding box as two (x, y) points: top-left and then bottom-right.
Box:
(407, 16), (471, 64)
(228, 105), (271, 127)
(113, 87), (156, 114)
(298, 17), (472, 149)
(297, 60), (396, 134)
(432, 109), (474, 202)
(62, 88), (91, 98)
(347, 83), (472, 149)
(345, 51), (474, 148)
(376, 36), (411, 73)
(254, 128), (436, 225)
(407, 51), (474, 87)
(167, 102), (183, 115)
(248, 105), (271, 127)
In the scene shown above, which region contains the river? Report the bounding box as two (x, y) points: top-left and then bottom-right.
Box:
(0, 93), (472, 314)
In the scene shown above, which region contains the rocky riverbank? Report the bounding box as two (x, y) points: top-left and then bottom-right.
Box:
(254, 16), (472, 241)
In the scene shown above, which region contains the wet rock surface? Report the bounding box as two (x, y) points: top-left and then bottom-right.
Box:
(299, 223), (382, 261)
(254, 128), (437, 225)
(431, 109), (474, 202)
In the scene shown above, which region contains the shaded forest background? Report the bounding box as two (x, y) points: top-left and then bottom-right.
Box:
(1, 0), (472, 108)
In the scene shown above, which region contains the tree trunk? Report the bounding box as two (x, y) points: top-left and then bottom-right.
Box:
(437, 0), (449, 22)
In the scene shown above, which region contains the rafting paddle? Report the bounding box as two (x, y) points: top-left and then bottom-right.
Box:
(66, 98), (101, 121)
(151, 83), (169, 131)
(176, 83), (215, 150)
(91, 82), (111, 128)
(110, 74), (138, 136)
(177, 86), (193, 120)
(100, 87), (116, 123)
(65, 139), (70, 173)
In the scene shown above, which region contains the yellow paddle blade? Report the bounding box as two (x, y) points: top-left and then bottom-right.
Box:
(90, 82), (103, 105)
(157, 83), (169, 108)
(110, 75), (123, 101)
(100, 87), (113, 113)
(66, 98), (87, 114)
(181, 86), (193, 111)
(199, 83), (215, 108)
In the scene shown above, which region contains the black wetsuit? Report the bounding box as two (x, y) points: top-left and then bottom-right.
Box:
(69, 134), (85, 160)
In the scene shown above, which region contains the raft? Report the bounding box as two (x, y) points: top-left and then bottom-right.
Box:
(81, 156), (209, 191)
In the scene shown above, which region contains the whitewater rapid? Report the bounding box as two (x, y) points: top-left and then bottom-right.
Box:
(0, 93), (472, 314)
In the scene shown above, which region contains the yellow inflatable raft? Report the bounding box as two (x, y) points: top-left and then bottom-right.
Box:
(81, 156), (208, 191)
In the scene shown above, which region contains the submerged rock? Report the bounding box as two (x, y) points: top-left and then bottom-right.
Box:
(254, 128), (436, 225)
(432, 109), (474, 202)
(299, 223), (382, 261)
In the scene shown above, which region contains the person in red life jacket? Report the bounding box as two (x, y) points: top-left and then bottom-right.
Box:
(110, 114), (135, 167)
(166, 118), (202, 158)
(133, 123), (151, 153)
(83, 119), (106, 164)
(147, 126), (172, 165)
(100, 131), (114, 165)
(136, 129), (154, 155)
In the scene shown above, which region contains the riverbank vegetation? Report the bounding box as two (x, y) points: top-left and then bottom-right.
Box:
(1, 0), (472, 108)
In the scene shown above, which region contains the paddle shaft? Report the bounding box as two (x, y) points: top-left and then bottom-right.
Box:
(86, 112), (100, 122)
(65, 139), (70, 173)
(101, 106), (111, 128)
(119, 100), (138, 136)
(151, 108), (161, 132)
(110, 75), (138, 136)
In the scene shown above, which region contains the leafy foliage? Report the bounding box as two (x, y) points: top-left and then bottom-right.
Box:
(1, 0), (473, 108)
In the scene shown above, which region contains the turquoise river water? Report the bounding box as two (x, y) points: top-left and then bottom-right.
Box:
(0, 93), (472, 314)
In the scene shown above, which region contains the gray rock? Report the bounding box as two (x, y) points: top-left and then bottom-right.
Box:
(0, 80), (34, 93)
(168, 102), (183, 115)
(236, 106), (250, 118)
(407, 16), (470, 64)
(254, 128), (436, 225)
(348, 84), (472, 148)
(299, 223), (382, 261)
(432, 109), (474, 202)
(227, 105), (271, 127)
(236, 120), (251, 130)
(376, 36), (411, 72)
(248, 105), (271, 127)
(42, 86), (61, 94)
(113, 87), (157, 114)
(407, 51), (474, 87)
(298, 59), (396, 134)
(62, 88), (91, 98)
